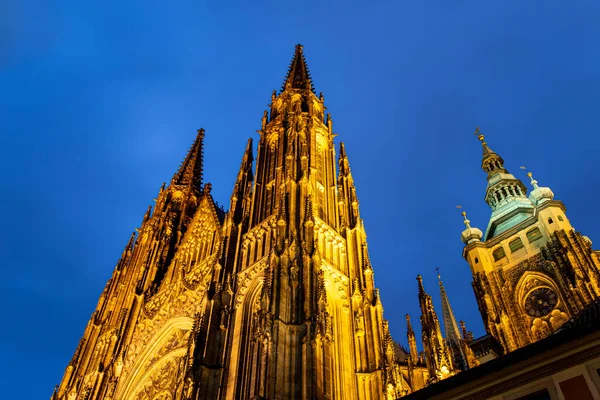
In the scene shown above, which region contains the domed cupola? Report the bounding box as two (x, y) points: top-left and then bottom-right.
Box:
(460, 211), (483, 245)
(526, 171), (554, 206)
(475, 127), (534, 240)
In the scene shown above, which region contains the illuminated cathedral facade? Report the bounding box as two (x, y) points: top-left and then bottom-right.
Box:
(53, 46), (600, 400)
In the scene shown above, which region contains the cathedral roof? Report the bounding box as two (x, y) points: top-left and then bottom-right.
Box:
(281, 44), (315, 93)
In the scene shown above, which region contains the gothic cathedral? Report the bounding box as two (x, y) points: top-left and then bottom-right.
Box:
(53, 45), (600, 400)
(53, 45), (409, 400)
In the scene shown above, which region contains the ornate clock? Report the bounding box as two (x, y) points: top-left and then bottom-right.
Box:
(524, 287), (558, 317)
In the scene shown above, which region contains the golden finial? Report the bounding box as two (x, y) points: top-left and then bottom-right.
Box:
(436, 266), (441, 281)
(461, 211), (472, 229)
(527, 171), (539, 189)
(474, 126), (485, 143)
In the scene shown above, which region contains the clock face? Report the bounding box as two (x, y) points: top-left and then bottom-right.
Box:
(525, 287), (558, 317)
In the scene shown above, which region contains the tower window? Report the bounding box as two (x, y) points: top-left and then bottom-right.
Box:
(558, 215), (564, 222)
(492, 247), (506, 262)
(509, 237), (524, 253)
(548, 217), (554, 224)
(474, 257), (479, 264)
(526, 227), (543, 243)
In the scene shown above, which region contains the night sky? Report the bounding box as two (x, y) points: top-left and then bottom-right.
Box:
(2, 1), (600, 398)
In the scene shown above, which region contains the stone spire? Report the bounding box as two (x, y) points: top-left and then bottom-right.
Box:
(406, 314), (419, 363)
(171, 128), (205, 189)
(281, 44), (315, 93)
(437, 269), (467, 370)
(228, 138), (254, 224)
(417, 275), (456, 382)
(474, 127), (533, 239)
(338, 142), (360, 229)
(437, 270), (462, 346)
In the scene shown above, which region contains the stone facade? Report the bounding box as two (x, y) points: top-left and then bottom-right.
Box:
(461, 128), (600, 353)
(53, 45), (424, 400)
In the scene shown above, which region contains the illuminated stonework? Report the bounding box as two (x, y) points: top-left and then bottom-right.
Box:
(462, 128), (600, 352)
(53, 45), (426, 400)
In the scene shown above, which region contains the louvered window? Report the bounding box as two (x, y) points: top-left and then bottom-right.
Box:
(493, 247), (506, 261)
(509, 238), (524, 253)
(527, 227), (543, 243)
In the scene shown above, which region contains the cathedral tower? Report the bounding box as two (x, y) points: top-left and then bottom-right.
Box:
(53, 45), (405, 400)
(462, 127), (600, 352)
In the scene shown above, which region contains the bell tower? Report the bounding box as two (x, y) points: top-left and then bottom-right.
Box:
(462, 127), (600, 352)
(227, 44), (401, 400)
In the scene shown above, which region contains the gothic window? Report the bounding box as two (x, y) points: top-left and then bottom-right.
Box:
(526, 227), (543, 243)
(265, 185), (274, 214)
(493, 247), (506, 261)
(558, 215), (564, 222)
(316, 144), (324, 183)
(548, 217), (554, 224)
(509, 237), (524, 253)
(268, 148), (277, 182)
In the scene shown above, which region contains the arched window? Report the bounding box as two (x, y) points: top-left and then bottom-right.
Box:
(558, 215), (564, 222)
(548, 217), (554, 224)
(493, 247), (506, 262)
(474, 257), (479, 264)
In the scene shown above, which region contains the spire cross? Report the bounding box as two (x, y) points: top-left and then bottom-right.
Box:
(436, 267), (441, 280)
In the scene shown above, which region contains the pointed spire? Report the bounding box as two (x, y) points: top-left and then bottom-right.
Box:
(281, 44), (315, 93)
(473, 127), (533, 239)
(417, 275), (425, 297)
(437, 269), (463, 347)
(230, 138), (254, 222)
(338, 142), (351, 176)
(171, 128), (205, 189)
(406, 314), (418, 362)
(142, 205), (152, 225)
(474, 126), (506, 175)
(241, 138), (254, 170)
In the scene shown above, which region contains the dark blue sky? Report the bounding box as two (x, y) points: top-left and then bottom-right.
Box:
(2, 1), (600, 398)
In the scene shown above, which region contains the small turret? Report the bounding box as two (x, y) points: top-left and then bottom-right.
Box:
(460, 211), (482, 244)
(526, 171), (554, 205)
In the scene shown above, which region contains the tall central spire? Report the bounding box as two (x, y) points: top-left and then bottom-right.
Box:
(281, 44), (315, 93)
